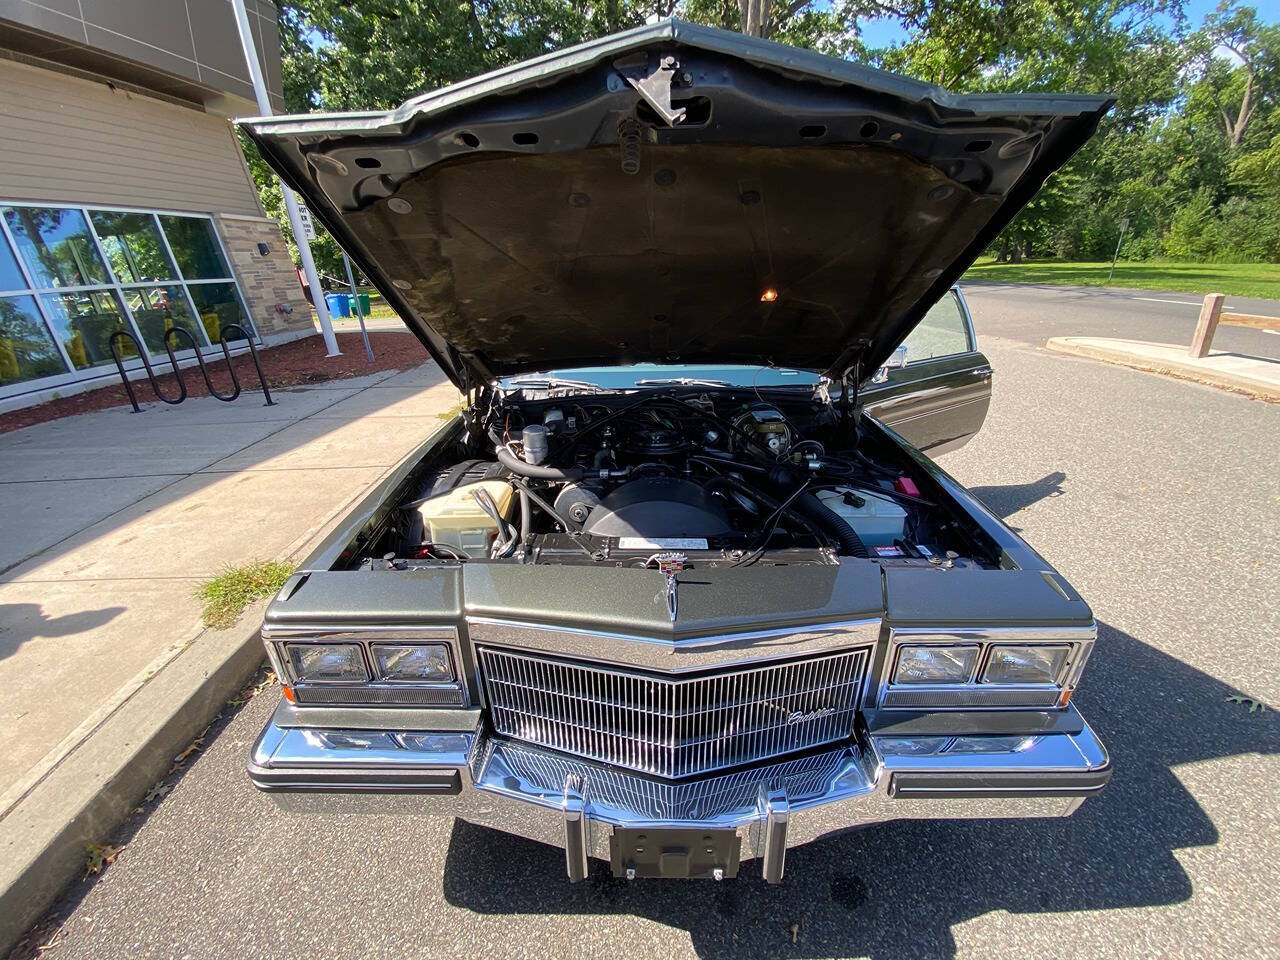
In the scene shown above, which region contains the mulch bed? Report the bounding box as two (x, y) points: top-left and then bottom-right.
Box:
(0, 332), (430, 436)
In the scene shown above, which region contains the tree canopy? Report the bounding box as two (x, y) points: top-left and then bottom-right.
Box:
(249, 0), (1280, 278)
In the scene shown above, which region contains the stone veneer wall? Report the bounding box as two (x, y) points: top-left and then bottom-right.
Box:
(212, 213), (314, 338)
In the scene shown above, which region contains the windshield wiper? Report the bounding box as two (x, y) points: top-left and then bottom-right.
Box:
(634, 377), (731, 387)
(504, 376), (609, 393)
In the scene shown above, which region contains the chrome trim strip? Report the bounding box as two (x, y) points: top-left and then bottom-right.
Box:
(465, 617), (880, 672)
(262, 625), (459, 640)
(878, 395), (988, 428)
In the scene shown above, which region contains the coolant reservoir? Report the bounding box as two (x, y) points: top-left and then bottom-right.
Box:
(414, 480), (515, 554)
(814, 487), (907, 549)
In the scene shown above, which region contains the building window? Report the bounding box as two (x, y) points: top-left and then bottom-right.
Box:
(0, 295), (66, 385)
(0, 203), (257, 391)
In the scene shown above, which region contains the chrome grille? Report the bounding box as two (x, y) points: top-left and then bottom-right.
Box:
(476, 646), (869, 778)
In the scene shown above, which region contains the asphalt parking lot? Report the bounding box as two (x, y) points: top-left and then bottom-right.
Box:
(15, 292), (1280, 959)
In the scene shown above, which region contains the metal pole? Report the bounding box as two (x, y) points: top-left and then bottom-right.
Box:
(230, 0), (341, 357)
(343, 250), (375, 363)
(1106, 217), (1129, 285)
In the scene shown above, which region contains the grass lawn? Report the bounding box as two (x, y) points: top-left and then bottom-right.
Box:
(962, 258), (1280, 301)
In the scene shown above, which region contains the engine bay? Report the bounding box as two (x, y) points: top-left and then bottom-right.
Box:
(350, 384), (999, 572)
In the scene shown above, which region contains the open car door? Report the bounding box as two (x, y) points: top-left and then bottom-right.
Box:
(861, 287), (992, 456)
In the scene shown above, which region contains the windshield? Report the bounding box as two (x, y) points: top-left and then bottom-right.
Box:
(500, 364), (823, 391)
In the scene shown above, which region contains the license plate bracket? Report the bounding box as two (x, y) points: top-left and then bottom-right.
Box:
(610, 827), (741, 879)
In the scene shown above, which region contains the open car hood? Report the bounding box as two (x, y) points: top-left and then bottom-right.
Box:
(241, 20), (1112, 388)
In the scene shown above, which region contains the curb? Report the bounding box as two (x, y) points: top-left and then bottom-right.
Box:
(0, 602), (269, 953)
(1045, 337), (1280, 401)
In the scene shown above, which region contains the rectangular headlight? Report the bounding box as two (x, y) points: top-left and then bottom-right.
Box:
(284, 642), (368, 683)
(981, 645), (1070, 685)
(894, 645), (979, 684)
(371, 643), (454, 682)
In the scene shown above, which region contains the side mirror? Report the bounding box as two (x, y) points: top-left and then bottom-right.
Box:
(871, 344), (908, 383)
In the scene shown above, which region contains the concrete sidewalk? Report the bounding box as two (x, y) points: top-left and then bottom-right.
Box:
(0, 360), (459, 947)
(1047, 336), (1280, 400)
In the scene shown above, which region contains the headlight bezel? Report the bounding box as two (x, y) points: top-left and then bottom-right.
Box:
(267, 627), (469, 707)
(880, 626), (1095, 711)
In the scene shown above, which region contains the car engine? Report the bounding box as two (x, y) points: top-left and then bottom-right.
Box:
(356, 386), (995, 571)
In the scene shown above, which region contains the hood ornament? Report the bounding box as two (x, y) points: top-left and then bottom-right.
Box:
(652, 552), (686, 622)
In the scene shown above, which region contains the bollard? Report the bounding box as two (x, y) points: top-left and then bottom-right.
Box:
(1189, 293), (1224, 358)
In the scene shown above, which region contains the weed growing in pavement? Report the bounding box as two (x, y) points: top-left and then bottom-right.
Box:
(196, 560), (295, 630)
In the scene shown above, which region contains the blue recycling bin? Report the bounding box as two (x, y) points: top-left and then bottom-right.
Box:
(324, 293), (351, 317)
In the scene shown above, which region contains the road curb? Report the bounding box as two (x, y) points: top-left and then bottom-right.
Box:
(0, 602), (269, 953)
(1045, 337), (1280, 401)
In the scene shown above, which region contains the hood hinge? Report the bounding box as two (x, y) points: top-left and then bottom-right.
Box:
(615, 52), (687, 127)
(840, 341), (871, 427)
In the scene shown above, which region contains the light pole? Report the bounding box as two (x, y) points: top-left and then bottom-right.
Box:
(230, 0), (341, 357)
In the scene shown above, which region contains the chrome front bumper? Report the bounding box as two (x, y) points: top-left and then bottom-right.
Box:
(249, 706), (1110, 883)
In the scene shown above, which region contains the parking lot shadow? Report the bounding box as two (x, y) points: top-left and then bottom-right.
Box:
(968, 471), (1067, 520)
(441, 620), (1277, 958)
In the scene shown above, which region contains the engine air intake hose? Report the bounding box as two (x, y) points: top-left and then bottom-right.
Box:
(793, 492), (871, 558)
(493, 439), (584, 482)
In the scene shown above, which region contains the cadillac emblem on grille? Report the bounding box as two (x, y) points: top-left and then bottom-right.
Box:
(476, 646), (869, 779)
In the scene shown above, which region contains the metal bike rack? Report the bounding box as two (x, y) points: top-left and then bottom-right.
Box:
(164, 327), (239, 401)
(220, 323), (275, 407)
(110, 329), (186, 411)
(110, 324), (275, 412)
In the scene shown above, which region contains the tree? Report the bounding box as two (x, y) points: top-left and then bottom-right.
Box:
(1189, 1), (1280, 149)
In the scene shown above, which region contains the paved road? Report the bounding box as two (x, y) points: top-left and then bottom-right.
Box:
(15, 320), (1280, 959)
(960, 282), (1280, 360)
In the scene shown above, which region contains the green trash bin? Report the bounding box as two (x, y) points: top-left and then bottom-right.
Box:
(356, 293), (371, 316)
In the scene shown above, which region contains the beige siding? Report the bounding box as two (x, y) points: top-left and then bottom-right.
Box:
(0, 58), (262, 217)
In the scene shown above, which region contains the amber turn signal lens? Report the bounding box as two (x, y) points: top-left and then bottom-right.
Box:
(1057, 688), (1074, 707)
(760, 287), (778, 302)
(281, 685), (296, 703)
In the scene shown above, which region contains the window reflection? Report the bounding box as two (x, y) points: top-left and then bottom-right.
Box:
(0, 205), (257, 393)
(189, 282), (254, 342)
(0, 295), (68, 386)
(123, 286), (207, 354)
(159, 216), (231, 280)
(2, 207), (109, 288)
(89, 211), (176, 284)
(40, 290), (132, 369)
(0, 232), (26, 291)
